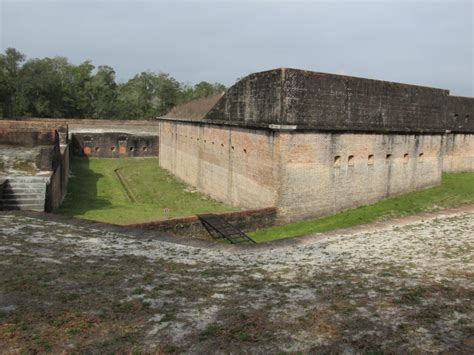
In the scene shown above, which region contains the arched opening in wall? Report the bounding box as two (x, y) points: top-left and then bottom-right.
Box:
(129, 147), (135, 152)
(466, 114), (470, 118)
(386, 154), (392, 163)
(418, 153), (424, 161)
(143, 146), (148, 152)
(348, 155), (355, 166)
(403, 153), (409, 163)
(454, 113), (459, 117)
(110, 147), (116, 152)
(95, 147), (100, 152)
(243, 148), (247, 154)
(221, 143), (224, 148)
(231, 146), (235, 151)
(334, 155), (341, 168)
(368, 154), (374, 165)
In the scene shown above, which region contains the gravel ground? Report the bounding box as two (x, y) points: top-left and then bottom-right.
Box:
(0, 209), (473, 353)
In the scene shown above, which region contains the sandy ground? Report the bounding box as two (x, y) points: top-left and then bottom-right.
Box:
(0, 210), (473, 353)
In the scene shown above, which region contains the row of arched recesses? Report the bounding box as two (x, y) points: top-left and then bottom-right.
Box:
(333, 152), (424, 167)
(453, 113), (470, 118)
(176, 133), (248, 154)
(106, 146), (149, 152)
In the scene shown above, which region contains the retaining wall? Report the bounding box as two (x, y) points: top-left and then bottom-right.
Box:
(71, 132), (159, 158)
(128, 208), (277, 239)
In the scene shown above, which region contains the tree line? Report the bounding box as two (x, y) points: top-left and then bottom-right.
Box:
(0, 48), (226, 119)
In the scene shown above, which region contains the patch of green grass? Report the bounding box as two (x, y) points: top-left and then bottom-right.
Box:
(251, 173), (474, 242)
(56, 157), (236, 224)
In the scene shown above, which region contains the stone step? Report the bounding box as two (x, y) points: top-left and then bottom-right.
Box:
(1, 205), (44, 211)
(2, 200), (45, 206)
(6, 182), (46, 188)
(5, 176), (50, 182)
(1, 191), (45, 197)
(5, 188), (47, 194)
(3, 184), (47, 190)
(1, 198), (45, 204)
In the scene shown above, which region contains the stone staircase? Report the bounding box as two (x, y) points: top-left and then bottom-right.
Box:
(0, 176), (50, 212)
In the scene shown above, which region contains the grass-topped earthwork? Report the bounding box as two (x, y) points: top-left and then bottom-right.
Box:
(250, 172), (474, 242)
(56, 157), (236, 225)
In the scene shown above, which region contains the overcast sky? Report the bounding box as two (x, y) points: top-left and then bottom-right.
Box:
(1, 0), (472, 96)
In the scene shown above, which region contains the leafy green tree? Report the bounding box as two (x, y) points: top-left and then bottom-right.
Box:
(0, 48), (226, 119)
(176, 81), (226, 105)
(85, 65), (118, 118)
(0, 48), (26, 117)
(117, 71), (181, 119)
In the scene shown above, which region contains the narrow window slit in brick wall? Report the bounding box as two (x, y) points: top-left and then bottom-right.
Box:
(334, 155), (341, 167)
(348, 155), (355, 166)
(368, 154), (374, 165)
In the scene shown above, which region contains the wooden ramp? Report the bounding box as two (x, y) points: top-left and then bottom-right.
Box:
(197, 214), (256, 244)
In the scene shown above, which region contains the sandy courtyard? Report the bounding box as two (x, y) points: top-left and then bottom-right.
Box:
(0, 209), (473, 353)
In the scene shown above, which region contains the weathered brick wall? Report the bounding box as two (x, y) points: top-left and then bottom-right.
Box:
(443, 134), (474, 172)
(205, 69), (282, 127)
(158, 119), (447, 223)
(0, 128), (57, 147)
(276, 131), (444, 221)
(205, 68), (458, 133)
(159, 119), (278, 209)
(0, 120), (68, 144)
(71, 132), (159, 158)
(446, 96), (474, 133)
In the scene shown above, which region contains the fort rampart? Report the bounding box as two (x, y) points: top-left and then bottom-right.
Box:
(159, 68), (473, 222)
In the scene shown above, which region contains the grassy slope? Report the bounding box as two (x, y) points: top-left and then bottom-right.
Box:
(56, 158), (236, 225)
(250, 173), (474, 243)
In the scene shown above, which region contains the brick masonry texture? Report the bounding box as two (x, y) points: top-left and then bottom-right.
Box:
(276, 132), (444, 221)
(158, 118), (452, 222)
(72, 132), (159, 158)
(205, 68), (473, 133)
(443, 134), (474, 172)
(159, 119), (278, 209)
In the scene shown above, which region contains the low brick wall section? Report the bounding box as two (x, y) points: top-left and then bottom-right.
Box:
(127, 207), (277, 240)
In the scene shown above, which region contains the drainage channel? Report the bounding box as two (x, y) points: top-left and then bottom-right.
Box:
(114, 168), (137, 203)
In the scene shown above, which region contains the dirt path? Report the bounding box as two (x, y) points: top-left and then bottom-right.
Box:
(0, 209), (473, 353)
